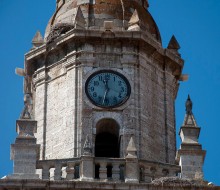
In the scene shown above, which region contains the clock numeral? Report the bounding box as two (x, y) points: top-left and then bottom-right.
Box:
(90, 87), (94, 92)
(93, 92), (97, 97)
(94, 81), (99, 86)
(121, 87), (124, 92)
(113, 97), (118, 103)
(99, 76), (103, 81)
(98, 96), (102, 102)
(104, 98), (109, 105)
(118, 93), (122, 98)
(105, 75), (110, 80)
(118, 81), (122, 86)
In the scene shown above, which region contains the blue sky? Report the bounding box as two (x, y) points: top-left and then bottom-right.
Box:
(0, 0), (219, 185)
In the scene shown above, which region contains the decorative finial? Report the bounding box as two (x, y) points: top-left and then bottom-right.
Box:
(185, 95), (193, 115)
(32, 31), (44, 48)
(128, 10), (141, 31)
(126, 137), (137, 158)
(168, 35), (180, 50)
(83, 135), (92, 156)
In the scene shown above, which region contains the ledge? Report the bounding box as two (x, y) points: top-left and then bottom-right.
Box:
(0, 179), (218, 190)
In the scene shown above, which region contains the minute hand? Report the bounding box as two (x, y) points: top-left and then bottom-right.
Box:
(102, 79), (109, 105)
(102, 89), (109, 105)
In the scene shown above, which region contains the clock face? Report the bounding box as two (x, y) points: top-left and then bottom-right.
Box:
(85, 70), (131, 108)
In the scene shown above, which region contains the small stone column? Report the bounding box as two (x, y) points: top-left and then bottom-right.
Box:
(9, 119), (40, 179)
(99, 162), (107, 180)
(80, 135), (94, 181)
(125, 137), (139, 183)
(112, 163), (120, 181)
(66, 162), (75, 180)
(176, 96), (206, 180)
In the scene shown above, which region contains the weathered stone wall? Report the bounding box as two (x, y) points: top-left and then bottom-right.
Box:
(33, 53), (83, 159)
(138, 57), (166, 162)
(32, 34), (178, 164)
(165, 72), (177, 164)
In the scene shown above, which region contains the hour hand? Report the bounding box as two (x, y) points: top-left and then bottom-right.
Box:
(103, 79), (109, 91)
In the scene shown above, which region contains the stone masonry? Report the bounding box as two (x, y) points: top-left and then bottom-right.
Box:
(1, 1), (216, 189)
(24, 0), (184, 173)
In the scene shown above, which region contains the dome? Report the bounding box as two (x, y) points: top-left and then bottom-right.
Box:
(45, 0), (161, 43)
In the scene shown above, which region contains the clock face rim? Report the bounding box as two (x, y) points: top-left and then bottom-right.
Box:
(85, 70), (131, 108)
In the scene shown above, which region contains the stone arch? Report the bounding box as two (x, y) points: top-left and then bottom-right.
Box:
(95, 118), (120, 158)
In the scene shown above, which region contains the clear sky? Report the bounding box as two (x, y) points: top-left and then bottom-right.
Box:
(0, 0), (219, 185)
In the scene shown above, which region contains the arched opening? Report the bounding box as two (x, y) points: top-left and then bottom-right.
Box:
(95, 119), (120, 158)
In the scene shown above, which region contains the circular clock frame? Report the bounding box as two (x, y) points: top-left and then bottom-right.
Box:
(85, 70), (131, 108)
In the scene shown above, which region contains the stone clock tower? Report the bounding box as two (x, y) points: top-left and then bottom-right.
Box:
(30, 0), (183, 164)
(3, 0), (212, 188)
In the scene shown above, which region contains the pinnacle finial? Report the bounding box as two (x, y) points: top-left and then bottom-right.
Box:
(126, 137), (137, 158)
(168, 35), (180, 50)
(32, 31), (44, 48)
(185, 95), (193, 115)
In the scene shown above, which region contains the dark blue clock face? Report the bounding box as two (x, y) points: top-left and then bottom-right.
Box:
(85, 70), (131, 108)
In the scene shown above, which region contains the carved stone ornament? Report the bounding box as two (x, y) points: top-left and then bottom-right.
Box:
(46, 23), (74, 43)
(20, 93), (33, 119)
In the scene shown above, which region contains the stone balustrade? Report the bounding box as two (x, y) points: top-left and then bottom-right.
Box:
(36, 157), (180, 182)
(36, 158), (80, 180)
(139, 160), (181, 183)
(94, 157), (125, 181)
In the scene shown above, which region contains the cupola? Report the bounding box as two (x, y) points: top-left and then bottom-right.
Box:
(44, 0), (161, 43)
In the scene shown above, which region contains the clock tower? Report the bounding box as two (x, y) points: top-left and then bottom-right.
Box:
(7, 0), (207, 185)
(27, 0), (183, 165)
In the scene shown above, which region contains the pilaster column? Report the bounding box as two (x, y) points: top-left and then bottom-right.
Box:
(9, 119), (40, 179)
(176, 95), (206, 180)
(125, 137), (139, 183)
(80, 135), (94, 181)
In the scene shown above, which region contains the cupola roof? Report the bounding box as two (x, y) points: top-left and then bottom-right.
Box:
(44, 0), (161, 43)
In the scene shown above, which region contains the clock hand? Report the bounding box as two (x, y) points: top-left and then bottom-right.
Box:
(103, 79), (109, 90)
(102, 79), (110, 105)
(102, 89), (109, 105)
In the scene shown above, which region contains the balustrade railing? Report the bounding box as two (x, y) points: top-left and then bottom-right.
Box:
(36, 157), (180, 182)
(139, 160), (181, 183)
(36, 158), (80, 180)
(94, 158), (125, 181)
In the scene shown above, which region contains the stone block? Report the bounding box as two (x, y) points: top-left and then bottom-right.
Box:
(125, 158), (139, 183)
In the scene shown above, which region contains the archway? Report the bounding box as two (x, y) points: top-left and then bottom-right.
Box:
(95, 119), (120, 158)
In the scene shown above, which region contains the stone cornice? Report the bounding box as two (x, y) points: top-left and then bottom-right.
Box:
(25, 29), (184, 78)
(0, 179), (217, 190)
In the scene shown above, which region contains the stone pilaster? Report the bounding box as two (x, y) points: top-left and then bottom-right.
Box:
(9, 119), (40, 179)
(125, 137), (139, 183)
(80, 135), (94, 181)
